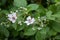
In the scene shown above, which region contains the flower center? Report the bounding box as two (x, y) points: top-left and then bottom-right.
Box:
(28, 19), (32, 23)
(12, 17), (15, 20)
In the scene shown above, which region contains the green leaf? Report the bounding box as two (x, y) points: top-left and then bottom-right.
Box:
(0, 10), (9, 15)
(12, 22), (17, 30)
(46, 11), (52, 17)
(36, 5), (46, 16)
(48, 5), (57, 13)
(35, 27), (49, 40)
(52, 21), (60, 32)
(12, 30), (18, 37)
(9, 6), (18, 12)
(46, 11), (55, 20)
(24, 27), (37, 36)
(14, 0), (27, 7)
(35, 31), (43, 40)
(0, 0), (6, 6)
(53, 12), (60, 18)
(55, 0), (60, 2)
(48, 29), (57, 36)
(27, 4), (39, 12)
(52, 12), (60, 23)
(55, 35), (60, 39)
(0, 25), (9, 37)
(17, 25), (25, 31)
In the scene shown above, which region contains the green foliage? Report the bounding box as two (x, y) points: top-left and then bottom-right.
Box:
(0, 25), (9, 37)
(24, 27), (37, 36)
(55, 0), (60, 2)
(27, 4), (39, 12)
(0, 0), (60, 40)
(35, 27), (49, 40)
(52, 21), (60, 32)
(46, 11), (55, 20)
(14, 0), (27, 7)
(55, 35), (60, 39)
(0, 0), (6, 6)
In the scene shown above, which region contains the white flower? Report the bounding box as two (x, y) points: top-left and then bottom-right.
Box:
(24, 16), (35, 25)
(8, 12), (17, 23)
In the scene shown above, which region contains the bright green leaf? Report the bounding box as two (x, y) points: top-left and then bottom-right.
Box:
(0, 25), (9, 37)
(46, 11), (55, 20)
(48, 29), (57, 36)
(27, 4), (39, 12)
(52, 21), (60, 32)
(35, 27), (49, 40)
(17, 25), (25, 31)
(14, 0), (27, 7)
(24, 27), (37, 36)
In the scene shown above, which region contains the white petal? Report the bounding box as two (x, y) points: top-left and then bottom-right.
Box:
(32, 18), (35, 22)
(27, 16), (31, 20)
(12, 13), (17, 19)
(8, 17), (16, 23)
(24, 21), (28, 23)
(8, 14), (13, 18)
(12, 20), (16, 23)
(8, 12), (17, 23)
(27, 23), (30, 25)
(24, 21), (30, 25)
(12, 12), (16, 17)
(8, 18), (13, 21)
(31, 18), (35, 24)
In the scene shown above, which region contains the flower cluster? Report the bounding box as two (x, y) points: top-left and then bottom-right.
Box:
(24, 16), (35, 25)
(8, 12), (17, 23)
(32, 16), (48, 30)
(7, 7), (48, 31)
